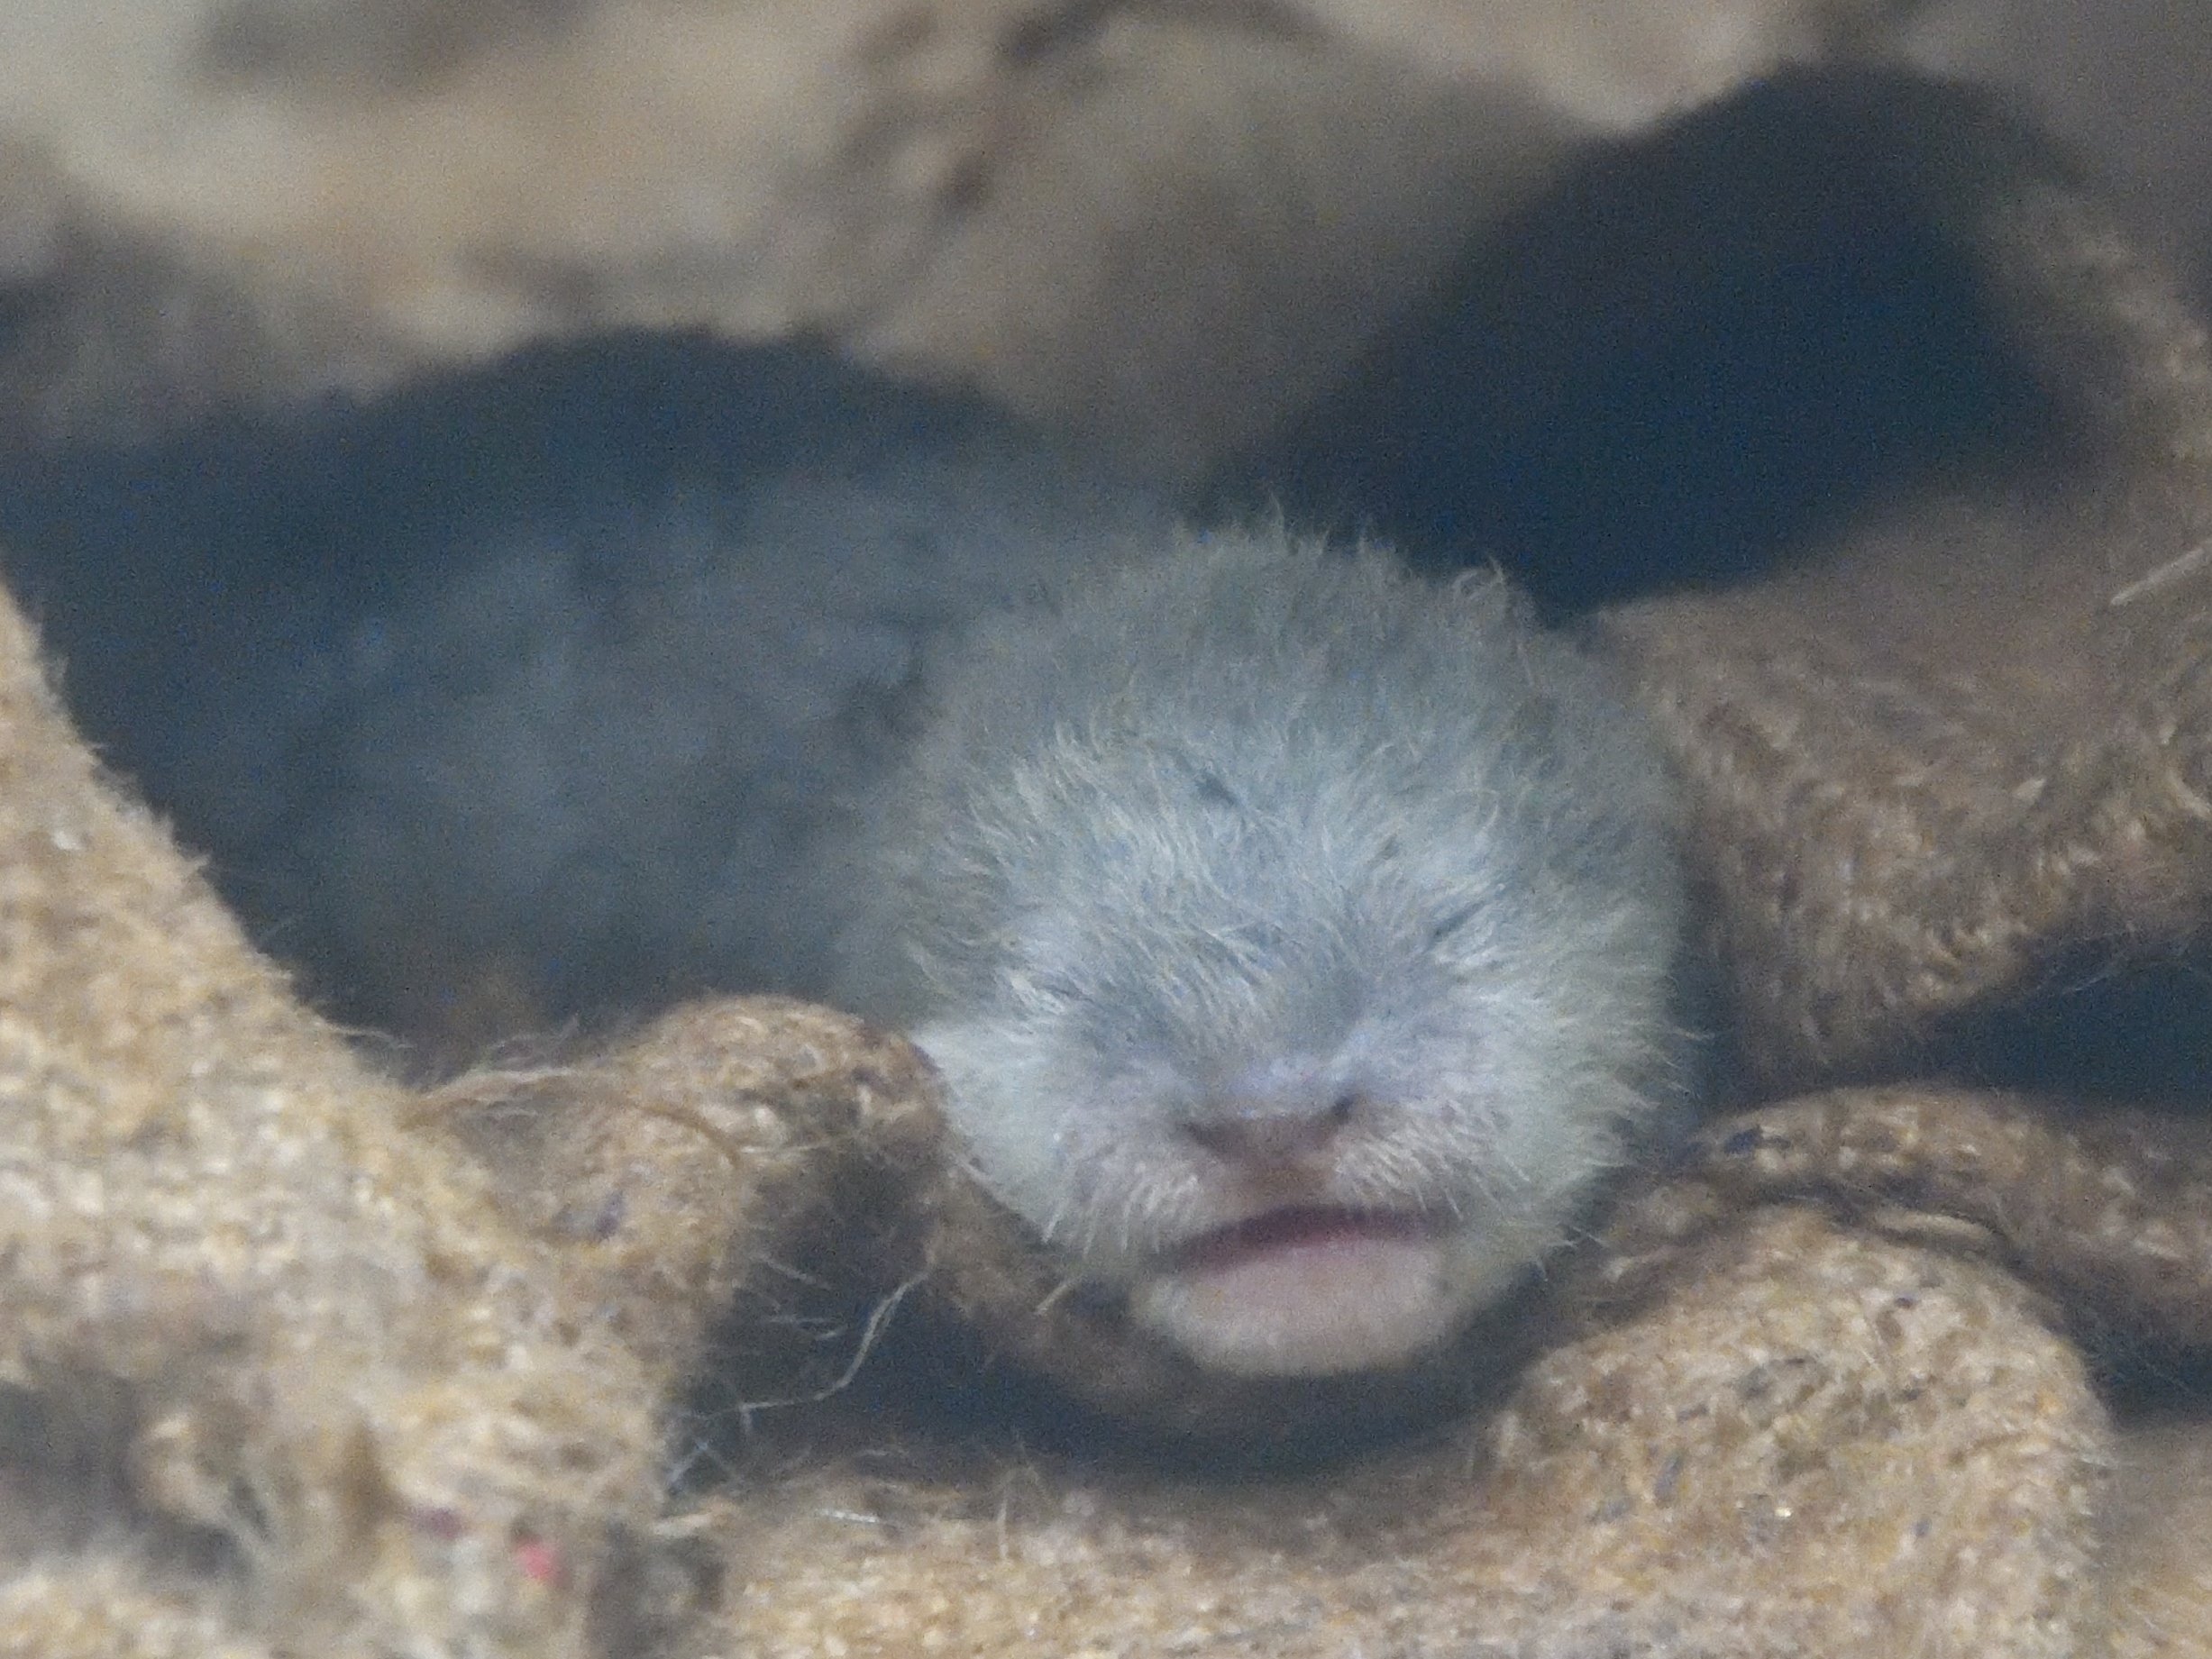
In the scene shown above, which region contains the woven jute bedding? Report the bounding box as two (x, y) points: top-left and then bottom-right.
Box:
(7, 68), (2212, 1659)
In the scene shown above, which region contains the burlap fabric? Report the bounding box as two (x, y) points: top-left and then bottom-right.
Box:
(9, 69), (2212, 1659)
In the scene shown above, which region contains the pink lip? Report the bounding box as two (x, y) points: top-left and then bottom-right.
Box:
(1170, 1207), (1438, 1272)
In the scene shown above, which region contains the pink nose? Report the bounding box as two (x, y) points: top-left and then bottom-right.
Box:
(1183, 1093), (1359, 1167)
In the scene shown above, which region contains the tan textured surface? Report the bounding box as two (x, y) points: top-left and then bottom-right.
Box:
(416, 998), (946, 1389)
(0, 1557), (270, 1659)
(6, 2), (2210, 463)
(2107, 1418), (2212, 1659)
(706, 1206), (2103, 1657)
(1604, 181), (2212, 1092)
(0, 583), (675, 1653)
(1657, 1089), (2212, 1346)
(0, 0), (1914, 469)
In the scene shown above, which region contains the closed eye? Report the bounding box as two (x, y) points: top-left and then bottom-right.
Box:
(1193, 768), (1241, 809)
(1426, 904), (1483, 948)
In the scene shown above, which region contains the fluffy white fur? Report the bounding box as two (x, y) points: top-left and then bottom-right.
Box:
(834, 528), (1689, 1377)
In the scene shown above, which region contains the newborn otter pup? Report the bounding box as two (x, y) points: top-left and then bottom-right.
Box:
(835, 526), (1689, 1380)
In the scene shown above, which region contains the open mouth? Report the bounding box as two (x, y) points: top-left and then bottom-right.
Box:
(1169, 1206), (1440, 1272)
